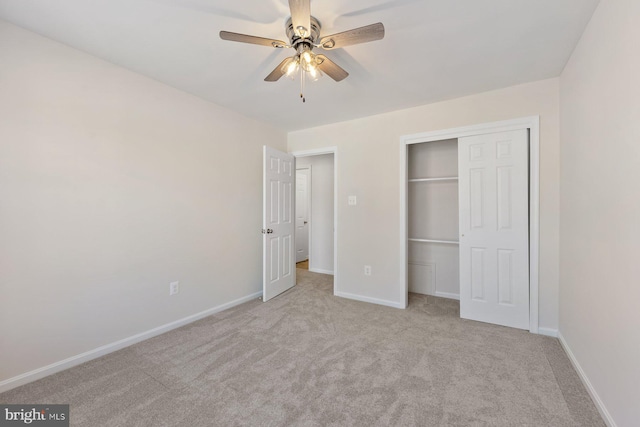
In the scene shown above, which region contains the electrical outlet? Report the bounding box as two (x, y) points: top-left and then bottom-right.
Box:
(364, 265), (372, 276)
(169, 281), (179, 296)
(348, 195), (357, 206)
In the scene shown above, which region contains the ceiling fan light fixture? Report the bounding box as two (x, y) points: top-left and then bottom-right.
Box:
(300, 57), (315, 71)
(298, 46), (319, 73)
(301, 50), (313, 65)
(285, 57), (300, 79)
(308, 65), (323, 81)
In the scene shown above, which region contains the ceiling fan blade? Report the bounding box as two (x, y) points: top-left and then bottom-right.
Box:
(316, 55), (349, 82)
(220, 31), (287, 48)
(264, 57), (295, 82)
(288, 0), (311, 38)
(341, 0), (420, 18)
(319, 22), (385, 49)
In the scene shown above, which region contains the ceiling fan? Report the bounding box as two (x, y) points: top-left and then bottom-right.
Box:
(219, 0), (385, 102)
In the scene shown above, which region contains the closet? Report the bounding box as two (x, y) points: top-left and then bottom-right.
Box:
(406, 129), (531, 330)
(407, 139), (460, 300)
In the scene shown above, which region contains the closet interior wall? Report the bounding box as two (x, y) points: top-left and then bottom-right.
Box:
(407, 139), (460, 300)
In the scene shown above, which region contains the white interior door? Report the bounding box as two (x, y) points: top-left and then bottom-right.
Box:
(295, 168), (310, 263)
(263, 146), (295, 302)
(458, 130), (529, 329)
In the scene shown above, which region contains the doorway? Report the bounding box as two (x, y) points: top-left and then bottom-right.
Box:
(293, 148), (337, 292)
(295, 153), (335, 275)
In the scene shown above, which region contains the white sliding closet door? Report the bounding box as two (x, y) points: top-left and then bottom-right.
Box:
(458, 130), (529, 330)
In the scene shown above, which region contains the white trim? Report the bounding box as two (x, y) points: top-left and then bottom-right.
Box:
(400, 116), (540, 144)
(406, 287), (460, 300)
(0, 291), (262, 394)
(335, 291), (404, 309)
(291, 147), (336, 157)
(400, 140), (409, 308)
(558, 332), (617, 427)
(309, 267), (334, 275)
(435, 291), (460, 300)
(528, 118), (540, 334)
(291, 147), (338, 295)
(295, 165), (312, 265)
(399, 116), (541, 333)
(537, 327), (558, 338)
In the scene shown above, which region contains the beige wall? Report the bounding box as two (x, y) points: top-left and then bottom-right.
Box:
(559, 0), (640, 425)
(288, 78), (560, 331)
(0, 21), (286, 383)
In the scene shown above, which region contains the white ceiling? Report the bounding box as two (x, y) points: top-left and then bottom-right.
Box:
(0, 0), (599, 131)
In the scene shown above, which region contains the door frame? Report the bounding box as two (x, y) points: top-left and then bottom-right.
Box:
(399, 116), (540, 334)
(295, 165), (312, 264)
(291, 147), (338, 294)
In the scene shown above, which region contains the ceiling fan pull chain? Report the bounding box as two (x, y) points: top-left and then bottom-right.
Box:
(300, 65), (306, 103)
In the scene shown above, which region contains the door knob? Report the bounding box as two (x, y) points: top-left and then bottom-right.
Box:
(304, 221), (308, 224)
(267, 229), (274, 234)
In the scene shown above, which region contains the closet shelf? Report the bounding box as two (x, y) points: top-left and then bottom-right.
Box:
(408, 177), (458, 182)
(409, 238), (459, 245)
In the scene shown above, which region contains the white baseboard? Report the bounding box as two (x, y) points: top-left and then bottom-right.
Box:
(557, 332), (617, 427)
(308, 267), (334, 275)
(334, 291), (404, 309)
(537, 327), (558, 337)
(435, 291), (460, 300)
(0, 291), (263, 394)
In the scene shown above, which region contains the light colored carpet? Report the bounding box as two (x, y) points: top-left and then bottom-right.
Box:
(0, 269), (604, 426)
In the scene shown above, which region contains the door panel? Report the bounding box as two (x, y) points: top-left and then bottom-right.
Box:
(470, 169), (485, 228)
(497, 167), (513, 230)
(497, 249), (514, 304)
(459, 130), (529, 329)
(263, 146), (295, 302)
(269, 180), (279, 223)
(283, 181), (292, 223)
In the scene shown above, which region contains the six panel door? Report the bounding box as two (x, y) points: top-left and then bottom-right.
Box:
(458, 130), (529, 330)
(263, 146), (295, 302)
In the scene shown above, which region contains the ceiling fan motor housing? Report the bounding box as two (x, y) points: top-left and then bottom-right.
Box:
(286, 16), (321, 50)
